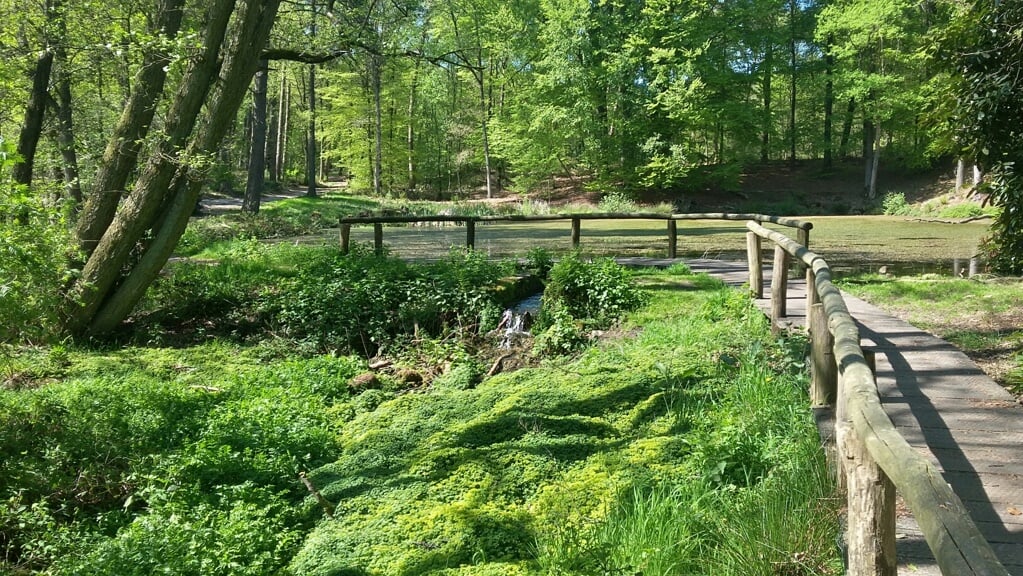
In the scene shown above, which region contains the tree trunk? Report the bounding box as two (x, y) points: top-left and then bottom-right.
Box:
(788, 0), (797, 167)
(305, 64), (317, 197)
(64, 0), (282, 336)
(13, 45), (55, 187)
(243, 59), (269, 214)
(839, 97), (855, 158)
(823, 37), (834, 169)
(863, 119), (874, 194)
(956, 157), (966, 191)
(761, 42), (773, 163)
(53, 31), (82, 206)
(276, 75), (289, 182)
(477, 68), (493, 198)
(372, 53), (384, 196)
(867, 126), (881, 198)
(75, 0), (186, 256)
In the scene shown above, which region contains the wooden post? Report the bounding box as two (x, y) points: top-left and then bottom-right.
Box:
(806, 265), (818, 320)
(796, 227), (810, 275)
(667, 219), (678, 259)
(969, 256), (979, 278)
(340, 223), (351, 254)
(571, 217), (581, 248)
(771, 244), (789, 328)
(953, 258), (963, 277)
(809, 303), (836, 406)
(841, 423), (897, 576)
(466, 219), (476, 249)
(373, 223), (383, 255)
(746, 232), (763, 298)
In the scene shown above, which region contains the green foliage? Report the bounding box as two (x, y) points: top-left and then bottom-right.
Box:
(882, 192), (913, 216)
(598, 190), (641, 214)
(266, 246), (512, 355)
(524, 247), (554, 277)
(537, 253), (646, 333)
(0, 140), (74, 342)
(950, 0), (1023, 273)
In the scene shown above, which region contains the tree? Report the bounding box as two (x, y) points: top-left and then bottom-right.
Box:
(951, 0), (1023, 273)
(64, 0), (282, 335)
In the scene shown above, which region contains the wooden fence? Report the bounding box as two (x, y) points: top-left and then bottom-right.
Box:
(746, 220), (1008, 576)
(339, 211), (1008, 576)
(338, 212), (811, 258)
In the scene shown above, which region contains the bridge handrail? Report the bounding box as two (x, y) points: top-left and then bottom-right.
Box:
(746, 220), (1008, 576)
(337, 211), (811, 256)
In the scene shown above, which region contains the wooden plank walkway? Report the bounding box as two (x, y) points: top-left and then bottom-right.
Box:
(622, 257), (1023, 575)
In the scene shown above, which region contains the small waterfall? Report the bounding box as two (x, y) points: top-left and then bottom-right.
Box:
(497, 293), (541, 349)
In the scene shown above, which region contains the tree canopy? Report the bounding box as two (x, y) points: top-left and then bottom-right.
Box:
(0, 0), (1019, 337)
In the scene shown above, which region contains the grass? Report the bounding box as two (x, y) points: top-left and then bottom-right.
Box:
(1, 259), (841, 575)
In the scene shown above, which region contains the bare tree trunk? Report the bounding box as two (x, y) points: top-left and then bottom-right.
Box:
(305, 64), (317, 197)
(956, 157), (966, 191)
(243, 59), (269, 213)
(862, 118), (874, 194)
(75, 0), (186, 255)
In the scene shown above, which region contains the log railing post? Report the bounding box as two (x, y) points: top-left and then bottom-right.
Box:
(770, 244), (789, 328)
(340, 223), (351, 254)
(796, 227), (811, 275)
(746, 231), (763, 298)
(667, 219), (678, 258)
(809, 302), (836, 406)
(840, 422), (897, 576)
(373, 223), (383, 255)
(571, 217), (581, 248)
(466, 219), (476, 249)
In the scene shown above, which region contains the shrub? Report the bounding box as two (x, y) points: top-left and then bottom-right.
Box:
(265, 246), (511, 355)
(881, 192), (913, 216)
(598, 190), (640, 213)
(536, 253), (645, 332)
(0, 142), (73, 342)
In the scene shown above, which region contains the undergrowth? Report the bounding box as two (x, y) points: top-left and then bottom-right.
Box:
(1, 251), (839, 575)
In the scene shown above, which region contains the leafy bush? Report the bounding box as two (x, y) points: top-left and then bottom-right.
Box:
(536, 253), (645, 333)
(0, 141), (73, 342)
(265, 246), (511, 355)
(881, 192), (914, 216)
(598, 190), (640, 213)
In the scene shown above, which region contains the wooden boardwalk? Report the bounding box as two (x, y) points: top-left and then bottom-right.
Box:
(623, 257), (1023, 575)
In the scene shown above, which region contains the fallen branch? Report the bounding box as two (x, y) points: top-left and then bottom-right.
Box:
(487, 353), (514, 378)
(907, 215), (992, 224)
(299, 471), (335, 519)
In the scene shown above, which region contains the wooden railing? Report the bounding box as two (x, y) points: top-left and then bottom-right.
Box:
(746, 220), (1008, 576)
(338, 212), (811, 258)
(338, 210), (1006, 575)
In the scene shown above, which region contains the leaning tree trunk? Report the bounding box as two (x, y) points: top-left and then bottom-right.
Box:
(65, 0), (282, 336)
(75, 0), (186, 255)
(243, 59), (270, 213)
